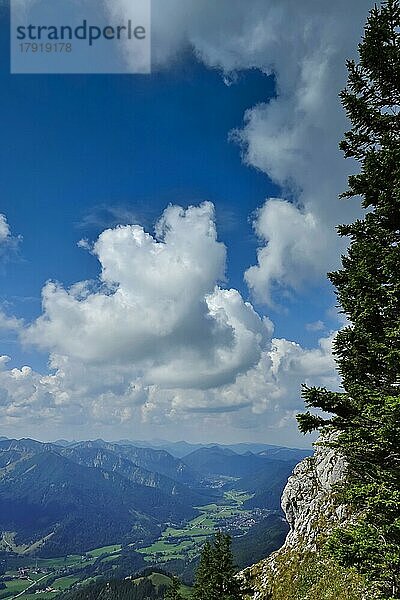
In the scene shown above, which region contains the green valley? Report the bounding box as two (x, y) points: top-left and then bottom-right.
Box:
(0, 438), (300, 597)
(137, 491), (257, 564)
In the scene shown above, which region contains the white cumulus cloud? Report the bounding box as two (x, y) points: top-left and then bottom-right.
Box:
(0, 0), (367, 442)
(126, 0), (368, 304)
(0, 329), (339, 445)
(244, 200), (335, 305)
(0, 202), (339, 445)
(24, 202), (272, 390)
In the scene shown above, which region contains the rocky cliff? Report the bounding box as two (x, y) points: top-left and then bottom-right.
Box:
(241, 437), (351, 599)
(280, 438), (348, 551)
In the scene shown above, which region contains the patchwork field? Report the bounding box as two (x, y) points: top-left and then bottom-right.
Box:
(0, 490), (265, 598)
(0, 553), (98, 599)
(137, 490), (257, 564)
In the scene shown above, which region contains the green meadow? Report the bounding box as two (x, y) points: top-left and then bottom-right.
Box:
(137, 490), (254, 564)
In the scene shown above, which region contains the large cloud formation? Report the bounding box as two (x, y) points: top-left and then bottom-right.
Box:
(6, 0), (369, 303)
(138, 0), (368, 304)
(0, 332), (338, 444)
(25, 203), (272, 389)
(1, 0), (369, 443)
(0, 203), (340, 444)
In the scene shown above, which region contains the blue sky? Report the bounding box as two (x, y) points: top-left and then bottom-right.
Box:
(0, 48), (336, 368)
(0, 0), (369, 446)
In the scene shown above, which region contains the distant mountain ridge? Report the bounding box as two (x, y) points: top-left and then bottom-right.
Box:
(0, 436), (312, 557)
(112, 438), (312, 460)
(69, 440), (199, 485)
(183, 446), (300, 479)
(9, 436), (311, 459)
(0, 438), (206, 556)
(59, 445), (207, 506)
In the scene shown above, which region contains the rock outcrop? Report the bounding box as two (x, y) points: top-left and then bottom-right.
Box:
(281, 438), (348, 550)
(241, 437), (349, 599)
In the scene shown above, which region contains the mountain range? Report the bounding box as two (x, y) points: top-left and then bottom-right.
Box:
(0, 437), (311, 557)
(89, 439), (312, 460)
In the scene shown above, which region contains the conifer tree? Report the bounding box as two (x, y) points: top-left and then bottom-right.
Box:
(164, 576), (183, 600)
(297, 1), (400, 597)
(193, 540), (215, 600)
(193, 533), (242, 600)
(212, 532), (242, 600)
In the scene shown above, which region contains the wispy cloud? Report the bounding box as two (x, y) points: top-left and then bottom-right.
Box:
(0, 214), (22, 261)
(306, 320), (326, 332)
(0, 310), (24, 332)
(76, 204), (141, 231)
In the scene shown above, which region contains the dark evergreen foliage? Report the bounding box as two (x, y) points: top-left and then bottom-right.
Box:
(59, 578), (165, 600)
(163, 576), (183, 600)
(193, 532), (243, 600)
(297, 1), (400, 597)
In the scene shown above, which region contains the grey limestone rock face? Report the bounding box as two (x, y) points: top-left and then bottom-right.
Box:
(281, 438), (348, 550)
(240, 436), (349, 599)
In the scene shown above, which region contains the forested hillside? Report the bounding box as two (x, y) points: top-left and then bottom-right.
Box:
(0, 436), (297, 562)
(58, 574), (169, 600)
